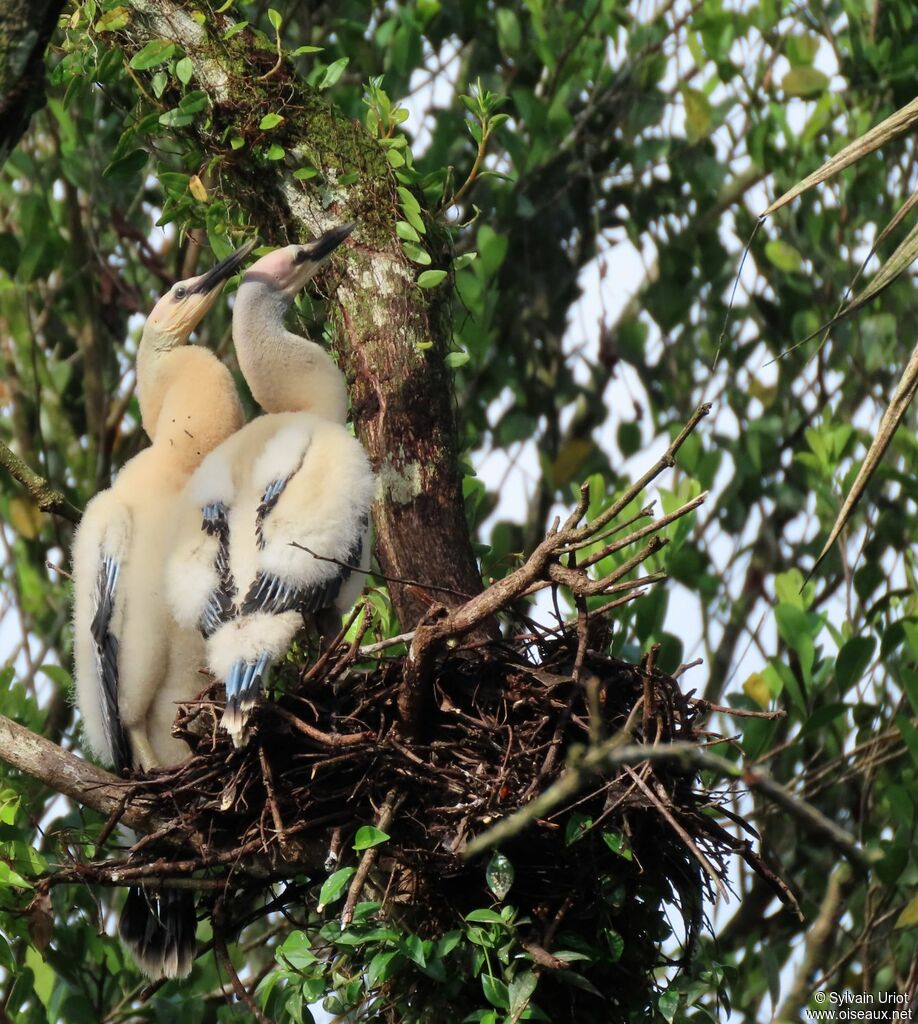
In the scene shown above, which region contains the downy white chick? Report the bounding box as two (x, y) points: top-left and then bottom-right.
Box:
(167, 225), (374, 746)
(72, 239), (255, 978)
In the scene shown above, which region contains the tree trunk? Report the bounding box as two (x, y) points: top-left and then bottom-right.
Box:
(0, 0), (66, 166)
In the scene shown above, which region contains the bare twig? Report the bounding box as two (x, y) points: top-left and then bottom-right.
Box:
(341, 788), (403, 927)
(269, 704), (373, 747)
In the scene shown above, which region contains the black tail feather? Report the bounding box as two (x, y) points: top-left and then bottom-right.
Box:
(119, 885), (196, 979)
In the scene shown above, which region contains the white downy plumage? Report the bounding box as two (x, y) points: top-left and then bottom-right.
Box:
(167, 224), (374, 746)
(70, 239), (255, 978)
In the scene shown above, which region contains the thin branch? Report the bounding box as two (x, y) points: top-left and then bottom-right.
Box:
(0, 441), (81, 523)
(341, 788), (403, 928)
(213, 899), (271, 1024)
(290, 542), (475, 600)
(463, 738), (870, 875)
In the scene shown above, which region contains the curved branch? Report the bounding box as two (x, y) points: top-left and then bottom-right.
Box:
(0, 713), (161, 832)
(0, 440), (82, 524)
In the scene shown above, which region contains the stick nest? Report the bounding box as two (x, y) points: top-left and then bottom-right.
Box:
(113, 626), (789, 998)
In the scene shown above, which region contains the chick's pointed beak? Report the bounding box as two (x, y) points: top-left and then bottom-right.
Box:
(191, 238), (259, 295)
(302, 223), (355, 263)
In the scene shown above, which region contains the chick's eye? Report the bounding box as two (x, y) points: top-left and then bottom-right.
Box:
(293, 249), (309, 265)
(174, 285), (188, 300)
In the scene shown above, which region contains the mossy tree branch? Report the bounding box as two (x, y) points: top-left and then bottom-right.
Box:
(110, 0), (487, 632)
(0, 440), (81, 523)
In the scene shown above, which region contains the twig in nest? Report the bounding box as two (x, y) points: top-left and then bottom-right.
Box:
(269, 704), (373, 747)
(301, 602), (365, 684)
(463, 702), (644, 858)
(341, 788), (404, 927)
(259, 746), (289, 852)
(641, 645), (659, 744)
(624, 765), (728, 901)
(94, 792), (131, 850)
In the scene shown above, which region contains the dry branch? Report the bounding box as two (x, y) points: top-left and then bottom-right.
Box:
(400, 403), (712, 736)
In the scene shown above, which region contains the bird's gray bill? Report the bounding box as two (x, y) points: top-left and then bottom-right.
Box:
(192, 238), (259, 294)
(301, 223), (355, 263)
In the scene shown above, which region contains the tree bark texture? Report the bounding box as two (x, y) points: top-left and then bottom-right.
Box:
(0, 0), (67, 166)
(114, 1), (486, 631)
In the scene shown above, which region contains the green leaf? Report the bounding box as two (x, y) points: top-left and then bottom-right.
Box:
(129, 39), (177, 70)
(277, 931), (318, 971)
(293, 166), (317, 179)
(367, 950), (400, 987)
(445, 350), (470, 369)
(835, 637), (875, 693)
(267, 7), (282, 30)
(764, 239), (802, 272)
(485, 851), (514, 900)
(659, 990), (680, 1023)
(265, 143), (285, 160)
(397, 186), (421, 214)
(317, 867), (355, 910)
(38, 665), (71, 690)
(417, 269), (447, 288)
(402, 241), (431, 265)
(158, 108), (194, 128)
(291, 45), (324, 56)
(781, 66), (829, 98)
(103, 149), (147, 180)
(509, 971), (538, 1016)
(319, 57), (349, 90)
(94, 6), (129, 32)
(564, 812), (592, 845)
(602, 831), (633, 861)
(482, 974), (510, 1010)
(495, 9), (522, 55)
(786, 34), (820, 66)
(396, 220), (420, 242)
(682, 86), (711, 143)
(353, 826), (390, 851)
(179, 90), (208, 113)
(453, 251), (477, 270)
(175, 57), (194, 85)
(465, 908), (505, 924)
(223, 20), (248, 39)
(259, 113), (284, 130)
(400, 934), (426, 967)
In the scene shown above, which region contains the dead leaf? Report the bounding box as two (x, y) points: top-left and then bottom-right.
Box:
(763, 94), (918, 218)
(811, 338), (918, 575)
